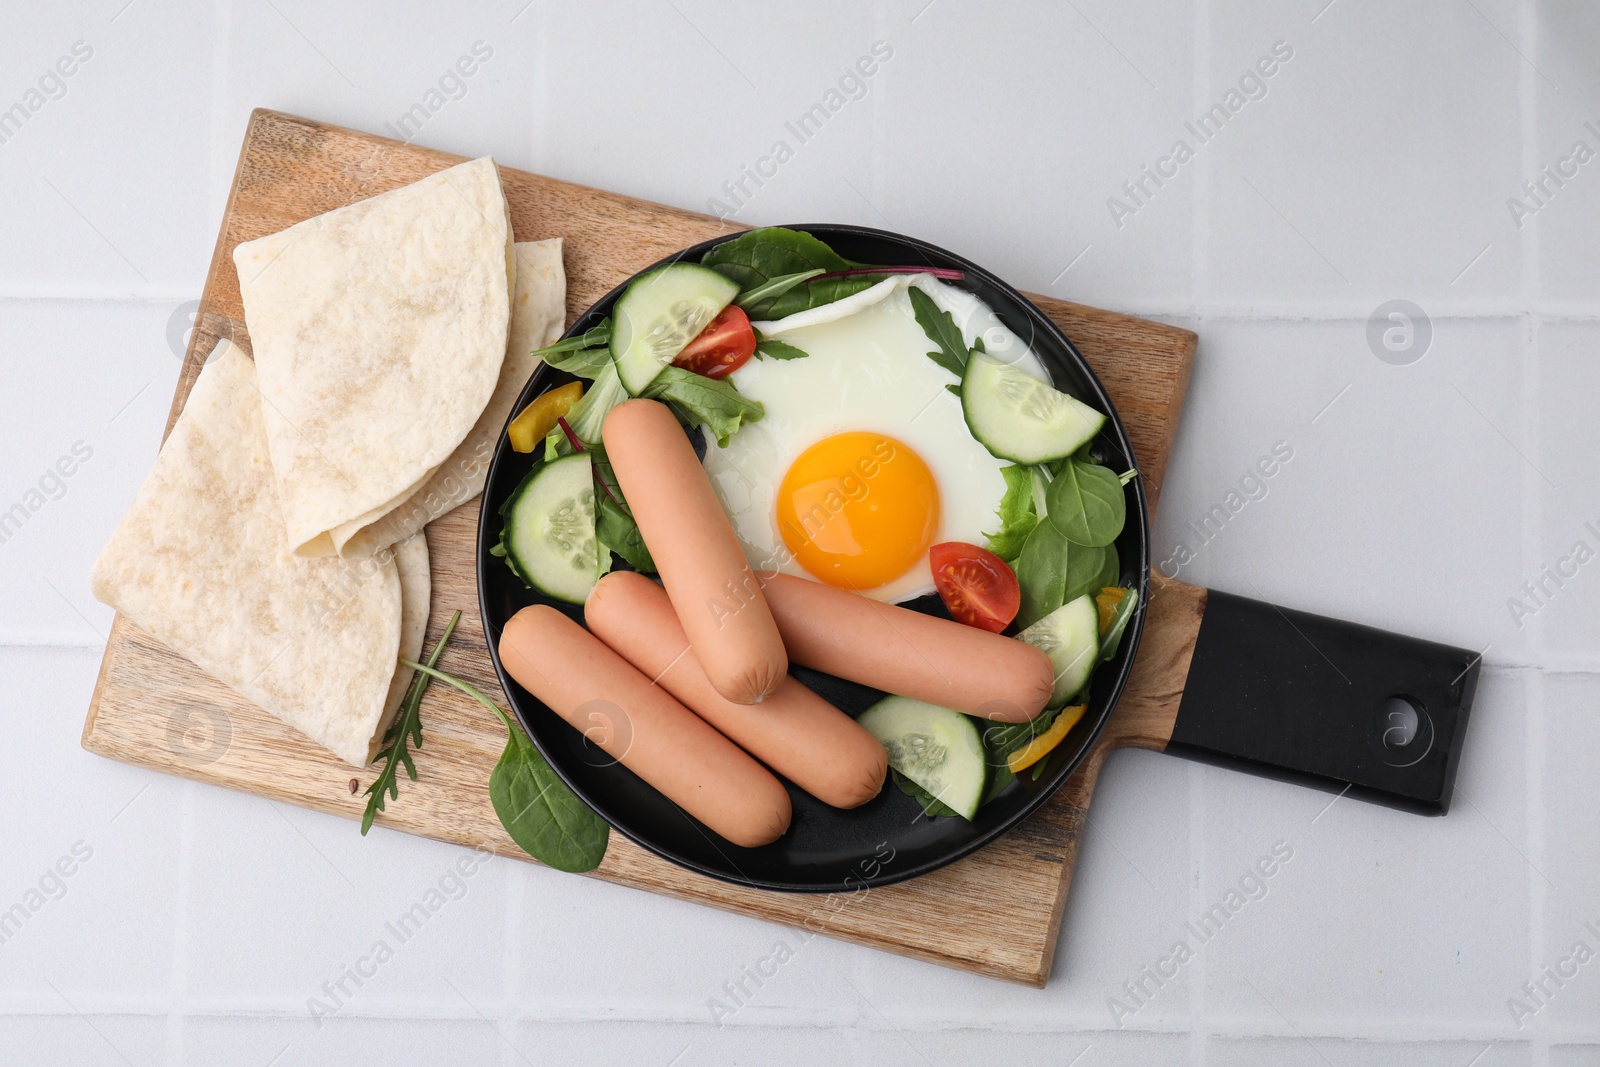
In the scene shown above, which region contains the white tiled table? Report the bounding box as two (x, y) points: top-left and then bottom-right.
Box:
(2, 2), (1595, 1064)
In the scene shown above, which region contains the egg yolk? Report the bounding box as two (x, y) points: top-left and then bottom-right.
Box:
(775, 432), (940, 592)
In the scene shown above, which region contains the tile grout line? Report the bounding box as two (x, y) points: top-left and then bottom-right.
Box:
(526, 0), (547, 185)
(873, 0), (888, 226)
(1189, 0), (1210, 358)
(1527, 670), (1550, 1063)
(1188, 762), (1207, 1065)
(1520, 4), (1548, 1066)
(211, 0), (233, 229)
(165, 780), (196, 1066)
(8, 992), (1600, 1036)
(1190, 0), (1209, 1058)
(501, 865), (524, 1066)
(7, 1000), (1593, 1040)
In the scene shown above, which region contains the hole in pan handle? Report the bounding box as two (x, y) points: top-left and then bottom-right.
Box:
(1164, 588), (1482, 816)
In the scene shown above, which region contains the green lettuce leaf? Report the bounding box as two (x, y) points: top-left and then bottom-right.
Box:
(544, 363), (628, 459)
(592, 450), (655, 573)
(641, 367), (765, 447)
(983, 464), (1039, 563)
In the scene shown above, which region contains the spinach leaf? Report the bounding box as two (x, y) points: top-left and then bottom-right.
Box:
(736, 268), (825, 311)
(1099, 587), (1139, 662)
(642, 367), (765, 447)
(1045, 459), (1126, 547)
(487, 703), (609, 873)
(890, 767), (959, 818)
(1015, 521), (1117, 628)
(978, 706), (1068, 802)
(981, 705), (1064, 765)
(701, 228), (876, 319)
(907, 286), (969, 378)
(981, 763), (1015, 805)
(1015, 521), (1068, 628)
(753, 336), (809, 362)
(402, 661), (609, 874)
(1090, 541), (1121, 593)
(983, 464), (1040, 562)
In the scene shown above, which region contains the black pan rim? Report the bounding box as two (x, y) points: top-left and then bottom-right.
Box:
(476, 222), (1151, 892)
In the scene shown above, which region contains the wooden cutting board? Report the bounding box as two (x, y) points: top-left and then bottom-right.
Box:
(81, 110), (1198, 987)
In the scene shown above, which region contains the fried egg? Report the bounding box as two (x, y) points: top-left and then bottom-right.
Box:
(701, 275), (1049, 602)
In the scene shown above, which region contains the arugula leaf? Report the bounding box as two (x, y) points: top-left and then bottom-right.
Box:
(736, 268), (826, 311)
(361, 609), (462, 835)
(641, 367), (765, 447)
(983, 464), (1040, 562)
(1014, 521), (1116, 629)
(907, 286), (969, 378)
(754, 336), (809, 362)
(700, 227), (877, 319)
(1099, 587), (1139, 662)
(1045, 459), (1127, 547)
(402, 660), (609, 874)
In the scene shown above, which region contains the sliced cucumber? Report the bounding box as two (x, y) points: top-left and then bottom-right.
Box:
(858, 696), (987, 820)
(496, 453), (601, 603)
(1018, 592), (1100, 706)
(961, 352), (1106, 465)
(610, 263), (739, 395)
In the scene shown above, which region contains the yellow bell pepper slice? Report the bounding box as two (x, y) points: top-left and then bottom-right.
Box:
(507, 381), (584, 453)
(1006, 704), (1087, 774)
(1095, 586), (1127, 634)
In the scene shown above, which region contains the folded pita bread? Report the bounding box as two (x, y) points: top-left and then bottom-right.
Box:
(91, 342), (427, 766)
(335, 238), (568, 557)
(233, 156), (515, 557)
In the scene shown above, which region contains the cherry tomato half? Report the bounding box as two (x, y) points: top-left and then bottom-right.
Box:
(929, 542), (1021, 634)
(674, 304), (757, 379)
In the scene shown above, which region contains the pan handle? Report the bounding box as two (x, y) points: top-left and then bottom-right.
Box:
(1164, 588), (1482, 815)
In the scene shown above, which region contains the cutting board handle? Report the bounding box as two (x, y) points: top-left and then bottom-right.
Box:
(1160, 587), (1481, 815)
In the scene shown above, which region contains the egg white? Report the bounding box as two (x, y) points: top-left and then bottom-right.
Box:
(702, 275), (1048, 603)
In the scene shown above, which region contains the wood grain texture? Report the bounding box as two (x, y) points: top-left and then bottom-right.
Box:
(83, 110), (1201, 987)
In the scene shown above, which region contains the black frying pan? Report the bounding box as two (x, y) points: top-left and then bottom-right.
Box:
(477, 224), (1480, 893)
